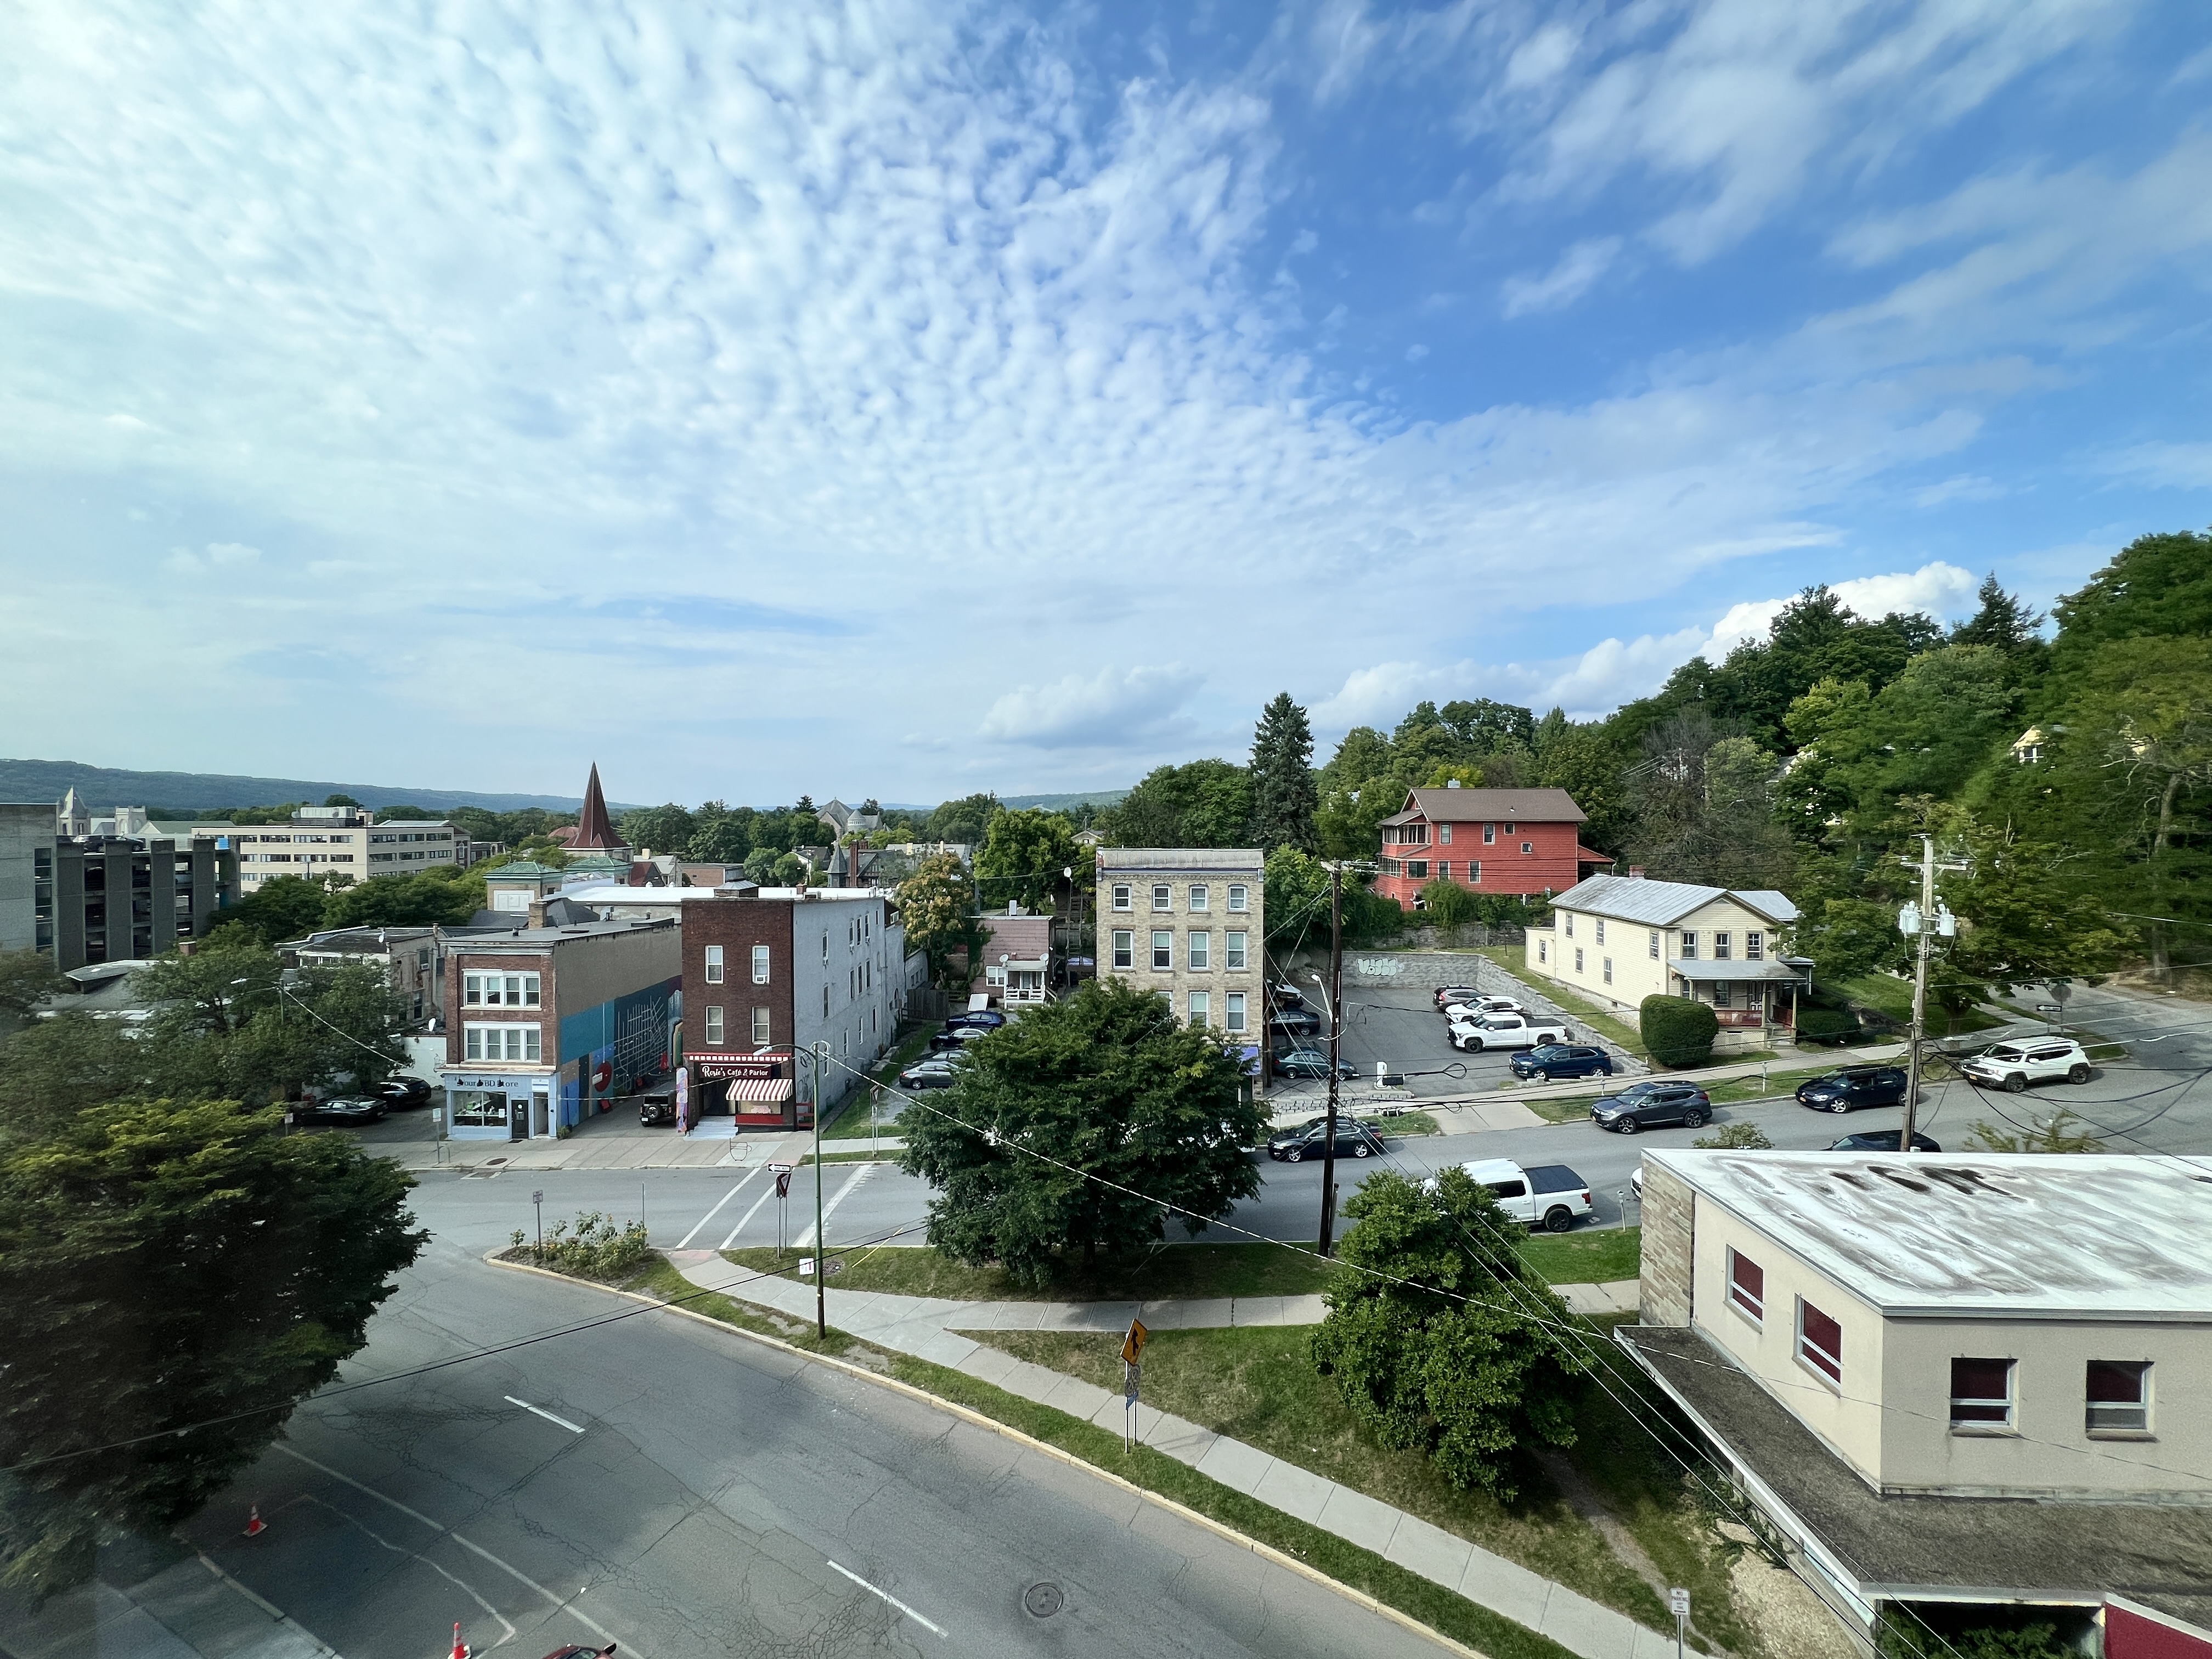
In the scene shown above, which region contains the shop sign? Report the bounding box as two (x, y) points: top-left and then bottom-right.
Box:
(691, 1052), (789, 1081)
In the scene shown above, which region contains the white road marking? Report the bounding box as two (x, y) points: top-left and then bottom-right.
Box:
(825, 1560), (947, 1639)
(504, 1395), (585, 1434)
(795, 1163), (874, 1250)
(296, 1496), (518, 1648)
(678, 1165), (765, 1249)
(721, 1180), (781, 1249)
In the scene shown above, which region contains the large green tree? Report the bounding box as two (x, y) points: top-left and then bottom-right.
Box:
(1249, 692), (1318, 853)
(926, 793), (1001, 846)
(899, 977), (1264, 1285)
(618, 802), (696, 856)
(973, 808), (1081, 912)
(1097, 760), (1253, 848)
(0, 949), (64, 1020)
(320, 869), (484, 929)
(222, 873), (340, 943)
(2048, 529), (2212, 676)
(896, 853), (990, 990)
(0, 1097), (424, 1595)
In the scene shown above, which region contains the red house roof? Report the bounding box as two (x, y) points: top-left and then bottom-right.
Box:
(1379, 787), (1588, 826)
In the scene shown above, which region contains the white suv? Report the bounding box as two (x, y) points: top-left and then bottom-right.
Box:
(1961, 1037), (2093, 1093)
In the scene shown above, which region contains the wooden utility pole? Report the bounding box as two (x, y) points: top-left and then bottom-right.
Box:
(1318, 862), (1345, 1257)
(1899, 834), (1962, 1153)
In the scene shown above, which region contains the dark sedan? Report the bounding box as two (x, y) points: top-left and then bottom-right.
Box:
(946, 1009), (1008, 1031)
(1267, 1115), (1386, 1162)
(1511, 1043), (1615, 1081)
(1592, 1081), (1712, 1133)
(898, 1060), (961, 1090)
(1795, 1065), (1908, 1114)
(289, 1097), (386, 1127)
(376, 1075), (435, 1110)
(928, 1026), (991, 1053)
(1274, 1047), (1357, 1080)
(1267, 1008), (1323, 1037)
(1830, 1131), (1942, 1152)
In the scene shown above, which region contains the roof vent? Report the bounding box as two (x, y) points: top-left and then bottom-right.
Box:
(1627, 866), (1646, 879)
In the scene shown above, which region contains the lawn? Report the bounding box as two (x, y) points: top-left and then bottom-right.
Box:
(820, 1022), (936, 1140)
(1520, 1228), (1640, 1285)
(1375, 1109), (1441, 1136)
(1472, 949), (1650, 1058)
(957, 1322), (1747, 1649)
(1832, 973), (2006, 1037)
(719, 1239), (1345, 1301)
(799, 1150), (900, 1166)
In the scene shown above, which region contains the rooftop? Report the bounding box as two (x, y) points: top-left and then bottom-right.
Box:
(1648, 1152), (2212, 1319)
(1380, 786), (1587, 826)
(1667, 956), (1812, 982)
(1550, 873), (1799, 928)
(563, 885), (887, 904)
(445, 917), (675, 949)
(1095, 847), (1263, 870)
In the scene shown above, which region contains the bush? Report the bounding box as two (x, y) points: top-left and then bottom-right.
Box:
(1793, 1007), (1862, 1045)
(1692, 1121), (1772, 1149)
(520, 1211), (654, 1279)
(1639, 995), (1718, 1068)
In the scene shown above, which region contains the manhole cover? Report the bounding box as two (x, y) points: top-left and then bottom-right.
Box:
(1023, 1583), (1064, 1619)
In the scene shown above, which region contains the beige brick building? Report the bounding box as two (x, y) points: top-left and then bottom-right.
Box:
(1095, 848), (1265, 1043)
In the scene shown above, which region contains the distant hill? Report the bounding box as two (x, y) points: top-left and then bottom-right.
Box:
(1000, 790), (1128, 811)
(0, 758), (605, 815)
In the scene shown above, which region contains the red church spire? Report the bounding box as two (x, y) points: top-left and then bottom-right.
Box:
(573, 763), (620, 849)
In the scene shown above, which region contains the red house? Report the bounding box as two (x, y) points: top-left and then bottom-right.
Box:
(1374, 785), (1611, 909)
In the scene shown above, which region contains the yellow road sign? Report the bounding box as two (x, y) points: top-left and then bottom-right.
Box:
(1121, 1318), (1149, 1365)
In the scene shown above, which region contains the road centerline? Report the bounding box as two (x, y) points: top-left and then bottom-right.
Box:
(504, 1395), (585, 1434)
(825, 1559), (947, 1639)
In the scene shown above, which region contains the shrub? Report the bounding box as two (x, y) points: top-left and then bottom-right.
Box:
(1793, 1007), (1862, 1045)
(526, 1211), (654, 1279)
(1640, 995), (1718, 1068)
(1692, 1121), (1772, 1149)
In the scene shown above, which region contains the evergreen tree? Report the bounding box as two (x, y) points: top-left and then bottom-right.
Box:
(1248, 692), (1318, 851)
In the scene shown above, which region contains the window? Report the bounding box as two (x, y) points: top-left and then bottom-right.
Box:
(463, 972), (540, 1007)
(1440, 823), (1453, 844)
(1798, 1300), (1843, 1386)
(1950, 1359), (2015, 1429)
(1435, 862), (1449, 881)
(1574, 947), (1584, 973)
(1595, 919), (1606, 945)
(822, 985), (831, 1017)
(704, 945), (724, 984)
(1112, 883), (1132, 911)
(1713, 931), (1733, 960)
(1727, 1249), (1764, 1323)
(1152, 884), (1171, 912)
(1603, 957), (1613, 984)
(2087, 1361), (2151, 1434)
(705, 1006), (725, 1045)
(752, 1007), (772, 1046)
(1746, 930), (1764, 961)
(1227, 884), (1248, 912)
(1188, 930), (1211, 970)
(1152, 931), (1173, 970)
(1111, 929), (1134, 970)
(821, 934), (829, 961)
(1521, 840), (1533, 854)
(1406, 860), (1428, 879)
(1539, 939), (1548, 963)
(752, 945), (771, 984)
(1564, 914), (1575, 937)
(1679, 930), (1699, 960)
(1483, 823), (1496, 844)
(1189, 884), (1209, 911)
(1649, 929), (1661, 960)
(464, 1023), (540, 1063)
(1224, 930), (1248, 970)
(1712, 981), (1733, 1009)
(1467, 861), (1480, 883)
(1188, 991), (1210, 1028)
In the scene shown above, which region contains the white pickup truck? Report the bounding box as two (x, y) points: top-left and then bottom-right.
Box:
(1448, 1011), (1569, 1052)
(1429, 1158), (1594, 1233)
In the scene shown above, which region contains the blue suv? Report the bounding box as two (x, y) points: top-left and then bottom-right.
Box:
(1511, 1043), (1616, 1082)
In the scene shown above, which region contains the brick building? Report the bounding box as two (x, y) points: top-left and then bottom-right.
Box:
(1373, 783), (1611, 909)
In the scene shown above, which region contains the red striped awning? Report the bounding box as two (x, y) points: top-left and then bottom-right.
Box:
(724, 1077), (794, 1103)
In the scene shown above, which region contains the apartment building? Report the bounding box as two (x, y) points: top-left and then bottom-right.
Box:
(1095, 848), (1265, 1044)
(0, 803), (238, 969)
(1374, 783), (1612, 907)
(221, 806), (460, 892)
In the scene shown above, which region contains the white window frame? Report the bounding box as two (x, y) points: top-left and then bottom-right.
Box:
(1564, 914), (1575, 937)
(1596, 919), (1606, 945)
(1483, 823), (1496, 844)
(1440, 823), (1453, 844)
(1187, 990), (1210, 1028)
(752, 1006), (772, 1046)
(1603, 957), (1613, 984)
(704, 944), (724, 984)
(752, 944), (771, 984)
(704, 1006), (724, 1045)
(1227, 884), (1248, 912)
(1726, 1248), (1764, 1325)
(1111, 883), (1132, 911)
(1152, 884), (1172, 912)
(1188, 930), (1211, 971)
(463, 971), (540, 1007)
(1225, 991), (1246, 1032)
(464, 1022), (541, 1063)
(1649, 929), (1661, 960)
(1111, 929), (1133, 970)
(1949, 1358), (2015, 1431)
(1746, 930), (1764, 961)
(1679, 930), (1699, 960)
(1151, 930), (1173, 970)
(1797, 1297), (1843, 1388)
(1188, 883), (1209, 911)
(1574, 948), (1584, 973)
(1713, 931), (1733, 961)
(2086, 1361), (2152, 1435)
(1224, 930), (1248, 971)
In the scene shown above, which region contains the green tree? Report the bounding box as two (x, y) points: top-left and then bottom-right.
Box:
(1640, 995), (1719, 1068)
(0, 1015), (144, 1143)
(685, 801), (754, 862)
(1263, 846), (1331, 950)
(618, 802), (696, 856)
(1097, 760), (1253, 849)
(973, 809), (1080, 912)
(370, 803), (431, 822)
(1249, 692), (1318, 852)
(2049, 529), (2212, 675)
(1309, 1167), (1586, 1500)
(134, 939), (408, 1104)
(1417, 876), (1480, 934)
(0, 1097), (423, 1595)
(1949, 573), (2049, 681)
(1623, 713), (1793, 889)
(221, 873), (336, 943)
(1533, 719), (1633, 854)
(320, 872), (483, 929)
(899, 977), (1263, 1285)
(896, 853), (989, 991)
(926, 793), (1001, 846)
(0, 949), (65, 1020)
(1944, 821), (2130, 991)
(1965, 1111), (2104, 1154)
(321, 793), (361, 808)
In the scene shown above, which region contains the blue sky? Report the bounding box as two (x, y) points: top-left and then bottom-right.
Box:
(3, 0), (2209, 806)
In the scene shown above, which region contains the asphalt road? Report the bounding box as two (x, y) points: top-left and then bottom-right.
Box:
(193, 1235), (1458, 1659)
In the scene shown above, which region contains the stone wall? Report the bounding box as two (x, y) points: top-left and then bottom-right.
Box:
(1639, 1160), (1696, 1327)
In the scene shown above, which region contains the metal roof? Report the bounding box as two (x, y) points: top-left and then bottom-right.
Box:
(1667, 957), (1811, 983)
(1550, 873), (1800, 927)
(1378, 786), (1587, 826)
(1649, 1152), (2212, 1319)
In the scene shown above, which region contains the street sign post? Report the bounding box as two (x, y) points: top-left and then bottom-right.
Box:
(1669, 1588), (1690, 1657)
(1121, 1318), (1149, 1449)
(1121, 1317), (1149, 1365)
(769, 1162), (794, 1255)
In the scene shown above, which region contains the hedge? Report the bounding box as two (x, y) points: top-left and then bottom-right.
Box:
(1639, 995), (1718, 1068)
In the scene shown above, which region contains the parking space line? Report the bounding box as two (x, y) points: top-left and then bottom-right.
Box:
(678, 1165), (765, 1249)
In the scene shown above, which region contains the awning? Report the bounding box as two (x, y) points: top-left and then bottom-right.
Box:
(724, 1077), (795, 1103)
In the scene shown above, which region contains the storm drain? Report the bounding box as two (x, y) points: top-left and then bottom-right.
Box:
(1023, 1583), (1065, 1619)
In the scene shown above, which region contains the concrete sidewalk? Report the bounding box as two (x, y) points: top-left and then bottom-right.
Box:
(664, 1252), (1666, 1659)
(4, 1543), (341, 1659)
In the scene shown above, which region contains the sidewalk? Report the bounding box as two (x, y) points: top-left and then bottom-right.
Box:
(664, 1252), (1661, 1659)
(3, 1538), (340, 1659)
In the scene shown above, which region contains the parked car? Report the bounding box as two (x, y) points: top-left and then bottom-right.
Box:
(1275, 1047), (1357, 1080)
(1268, 1007), (1323, 1037)
(1511, 1043), (1616, 1081)
(1592, 1081), (1712, 1133)
(898, 1059), (961, 1090)
(1428, 1158), (1594, 1232)
(1267, 981), (1311, 1010)
(1794, 1065), (1909, 1114)
(376, 1075), (435, 1111)
(1448, 1012), (1568, 1052)
(290, 1096), (386, 1127)
(946, 1009), (1007, 1031)
(637, 1079), (680, 1126)
(1439, 990), (1521, 1018)
(1830, 1130), (1942, 1152)
(928, 1026), (991, 1053)
(1433, 985), (1482, 1009)
(1960, 1038), (2094, 1092)
(1266, 1115), (1386, 1162)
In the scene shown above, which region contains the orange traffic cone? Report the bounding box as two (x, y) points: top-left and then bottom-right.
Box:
(242, 1505), (267, 1538)
(449, 1621), (471, 1658)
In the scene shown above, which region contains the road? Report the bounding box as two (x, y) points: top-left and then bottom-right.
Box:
(193, 1233), (1459, 1659)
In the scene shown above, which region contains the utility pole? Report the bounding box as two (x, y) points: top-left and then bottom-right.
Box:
(813, 1040), (829, 1339)
(1899, 834), (1961, 1154)
(1318, 862), (1345, 1257)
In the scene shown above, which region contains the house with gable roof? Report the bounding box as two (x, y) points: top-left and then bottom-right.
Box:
(1374, 783), (1613, 909)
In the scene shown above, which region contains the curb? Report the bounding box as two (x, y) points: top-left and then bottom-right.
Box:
(482, 1251), (1493, 1659)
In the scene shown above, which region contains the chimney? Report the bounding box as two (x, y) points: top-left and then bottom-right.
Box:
(1626, 866), (1645, 880)
(527, 897), (548, 927)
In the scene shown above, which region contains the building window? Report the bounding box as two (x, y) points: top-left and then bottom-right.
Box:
(705, 945), (724, 984)
(752, 1007), (772, 1046)
(1649, 930), (1661, 960)
(1112, 884), (1132, 911)
(1503, 823), (1515, 834)
(1713, 931), (1733, 960)
(1603, 957), (1613, 984)
(1189, 884), (1209, 911)
(1440, 823), (1453, 844)
(1188, 991), (1210, 1028)
(1679, 930), (1698, 960)
(1538, 939), (1548, 964)
(1224, 930), (1248, 970)
(1226, 991), (1246, 1032)
(1227, 884), (1248, 912)
(1522, 841), (1534, 854)
(1467, 861), (1480, 883)
(1188, 930), (1211, 971)
(463, 972), (540, 1007)
(1746, 930), (1765, 961)
(1798, 1299), (1843, 1386)
(822, 985), (831, 1017)
(1112, 929), (1134, 970)
(2086, 1361), (2151, 1434)
(1564, 915), (1575, 938)
(1435, 862), (1449, 882)
(821, 934), (829, 961)
(1727, 1249), (1764, 1324)
(464, 1023), (540, 1062)
(1574, 948), (1584, 973)
(1950, 1359), (2015, 1430)
(1152, 884), (1171, 912)
(1407, 860), (1428, 880)
(1712, 981), (1733, 1009)
(705, 1006), (724, 1045)
(753, 945), (771, 984)
(1595, 919), (1606, 945)
(1483, 823), (1496, 844)
(1151, 931), (1173, 970)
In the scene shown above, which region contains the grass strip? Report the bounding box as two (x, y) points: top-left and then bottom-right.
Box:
(888, 1352), (1581, 1659)
(623, 1255), (863, 1357)
(799, 1150), (900, 1166)
(1471, 949), (1650, 1059)
(1518, 1228), (1640, 1286)
(720, 1239), (1341, 1302)
(1376, 1109), (1441, 1136)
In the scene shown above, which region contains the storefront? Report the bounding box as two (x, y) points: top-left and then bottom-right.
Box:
(441, 1068), (556, 1141)
(686, 1049), (798, 1128)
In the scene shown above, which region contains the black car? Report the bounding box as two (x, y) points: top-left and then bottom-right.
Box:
(898, 1059), (961, 1090)
(1511, 1043), (1615, 1081)
(929, 1026), (991, 1053)
(1275, 1047), (1357, 1080)
(1830, 1130), (1942, 1152)
(1267, 1008), (1323, 1037)
(376, 1076), (435, 1110)
(290, 1097), (386, 1127)
(637, 1079), (681, 1126)
(1592, 1081), (1712, 1133)
(1795, 1066), (1908, 1114)
(1266, 1115), (1386, 1162)
(946, 1009), (1008, 1031)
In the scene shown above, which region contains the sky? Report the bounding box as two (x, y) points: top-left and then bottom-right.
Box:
(3, 0), (2209, 808)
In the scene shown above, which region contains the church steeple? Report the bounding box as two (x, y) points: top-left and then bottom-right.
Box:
(573, 763), (620, 850)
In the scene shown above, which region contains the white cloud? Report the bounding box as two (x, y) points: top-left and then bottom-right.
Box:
(1501, 237), (1620, 318)
(1911, 473), (2006, 507)
(979, 665), (1204, 749)
(2096, 441), (2212, 490)
(163, 541), (262, 574)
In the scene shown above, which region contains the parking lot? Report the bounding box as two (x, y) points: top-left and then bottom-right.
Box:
(1266, 981), (1536, 1103)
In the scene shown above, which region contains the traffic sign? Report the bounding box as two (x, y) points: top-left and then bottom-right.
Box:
(1121, 1318), (1149, 1365)
(1124, 1363), (1142, 1403)
(771, 1161), (794, 1198)
(1669, 1587), (1690, 1617)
